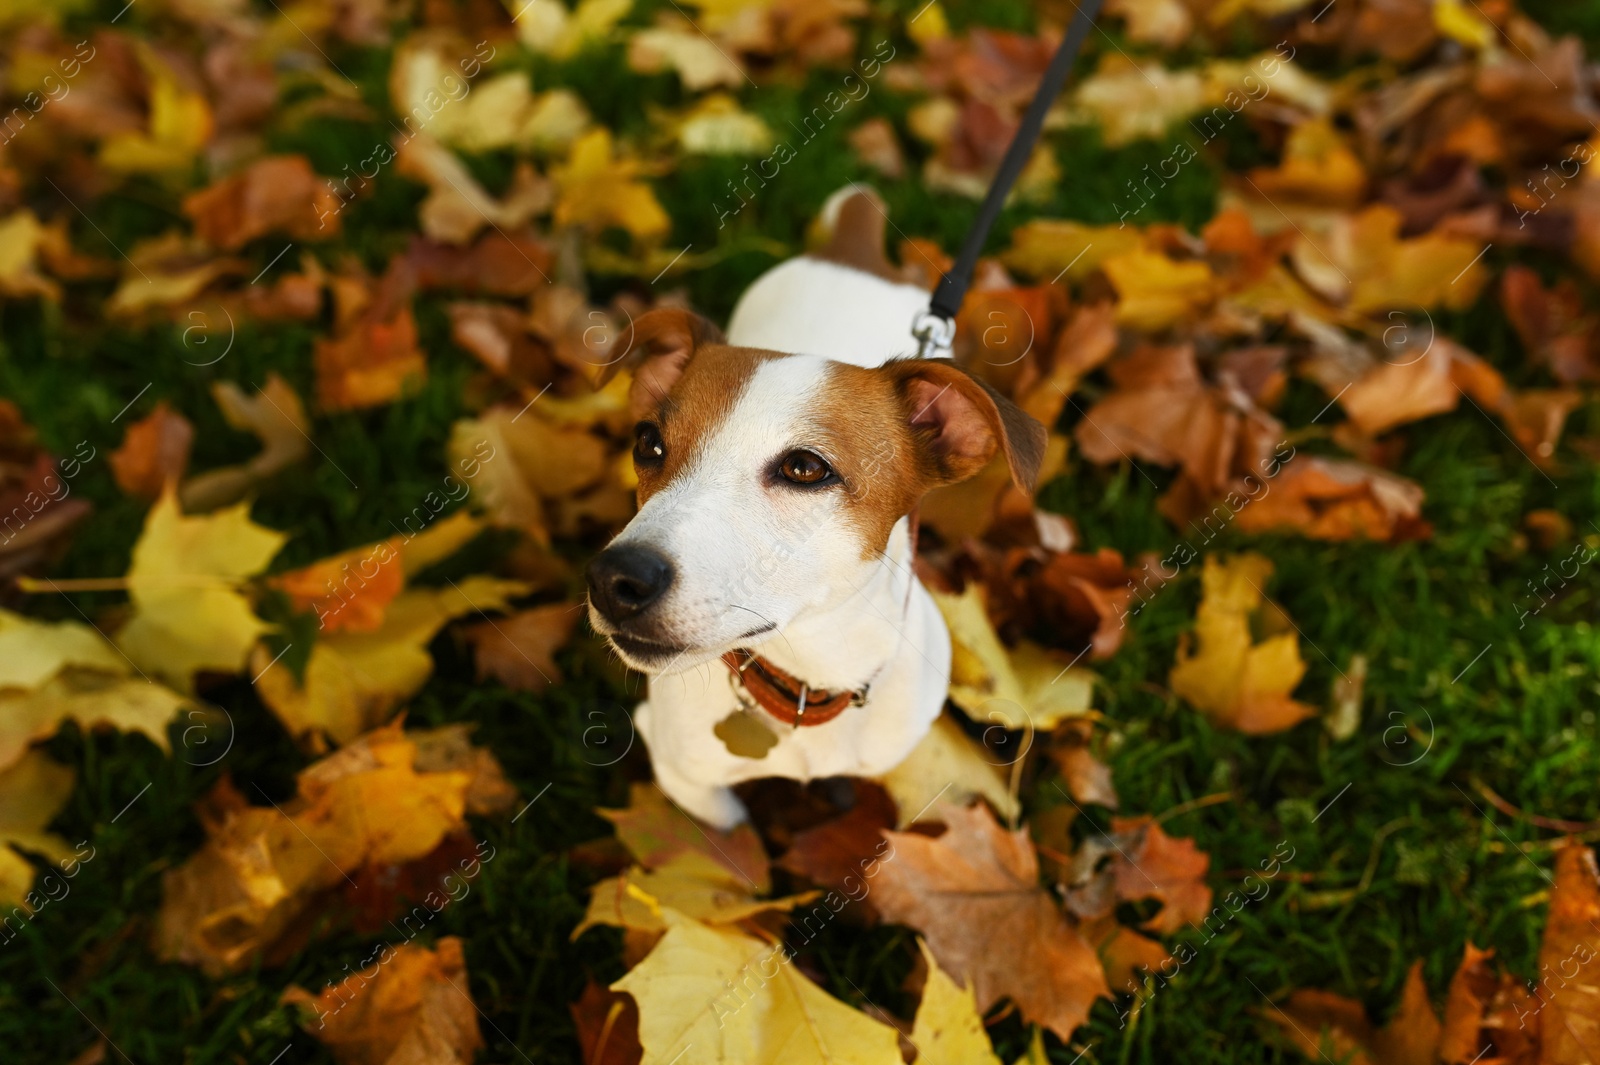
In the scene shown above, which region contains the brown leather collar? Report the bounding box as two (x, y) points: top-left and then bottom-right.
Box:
(721, 649), (865, 727)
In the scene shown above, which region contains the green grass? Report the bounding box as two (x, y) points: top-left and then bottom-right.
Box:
(2, 5), (1600, 1063)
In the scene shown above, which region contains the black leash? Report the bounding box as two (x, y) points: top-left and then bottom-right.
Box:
(913, 0), (1106, 357)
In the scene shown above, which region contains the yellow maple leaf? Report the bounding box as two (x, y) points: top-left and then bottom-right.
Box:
(1292, 204), (1489, 316)
(1169, 554), (1314, 734)
(116, 490), (286, 690)
(1246, 118), (1367, 207)
(0, 210), (74, 300)
(575, 851), (818, 936)
(1102, 248), (1218, 330)
(0, 610), (195, 768)
(552, 128), (671, 242)
(99, 48), (213, 174)
(251, 577), (529, 746)
(882, 714), (1018, 827)
(1001, 220), (1143, 283)
(155, 722), (509, 975)
(933, 585), (1094, 732)
(911, 939), (1004, 1065)
(0, 749), (76, 910)
(614, 908), (904, 1065)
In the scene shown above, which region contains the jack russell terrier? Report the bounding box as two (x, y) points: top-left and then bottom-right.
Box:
(587, 188), (1047, 828)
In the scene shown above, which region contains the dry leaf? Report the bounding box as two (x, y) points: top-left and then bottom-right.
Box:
(0, 749), (76, 909)
(613, 908), (904, 1065)
(1105, 816), (1212, 934)
(155, 722), (508, 975)
(282, 937), (483, 1065)
(116, 489), (286, 690)
(872, 801), (1109, 1041)
(1169, 554), (1315, 734)
(461, 601), (579, 692)
(179, 375), (313, 512)
(396, 133), (552, 245)
(1271, 960), (1441, 1065)
(776, 781), (896, 904)
(575, 852), (818, 936)
(910, 938), (1004, 1065)
(600, 782), (771, 895)
(0, 611), (193, 771)
(252, 577), (529, 747)
(934, 584), (1094, 731)
(552, 129), (670, 243)
(182, 155), (341, 249)
(109, 402), (193, 501)
(1231, 456), (1428, 542)
(881, 714), (1019, 827)
(315, 303), (428, 412)
(571, 980), (643, 1065)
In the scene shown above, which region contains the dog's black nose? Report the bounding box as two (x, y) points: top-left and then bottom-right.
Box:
(587, 544), (674, 622)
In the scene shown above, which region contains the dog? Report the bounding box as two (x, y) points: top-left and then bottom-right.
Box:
(587, 188), (1047, 828)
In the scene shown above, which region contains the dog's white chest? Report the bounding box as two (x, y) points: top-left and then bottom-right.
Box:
(633, 578), (951, 828)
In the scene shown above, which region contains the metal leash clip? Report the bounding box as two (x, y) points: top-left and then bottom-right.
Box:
(910, 310), (955, 360)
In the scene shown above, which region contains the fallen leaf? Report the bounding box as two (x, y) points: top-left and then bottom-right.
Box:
(1538, 840), (1600, 1062)
(1500, 265), (1600, 384)
(551, 129), (671, 243)
(109, 402), (193, 500)
(315, 302), (428, 412)
(1105, 816), (1212, 934)
(571, 980), (643, 1065)
(251, 577), (529, 747)
(872, 801), (1109, 1041)
(1169, 554), (1316, 734)
(600, 782), (771, 895)
(847, 117), (905, 179)
(1270, 960), (1441, 1065)
(155, 722), (508, 974)
(613, 909), (904, 1065)
(0, 611), (193, 771)
(282, 937), (483, 1065)
(1290, 205), (1489, 315)
(933, 584), (1095, 731)
(461, 601), (579, 692)
(0, 402), (93, 579)
(910, 938), (1004, 1065)
(776, 781), (897, 903)
(179, 375), (313, 512)
(273, 538), (407, 633)
(629, 21), (747, 90)
(881, 714), (1019, 827)
(98, 46), (213, 173)
(1230, 456), (1428, 541)
(0, 749), (76, 909)
(575, 852), (818, 936)
(116, 489), (286, 690)
(448, 405), (609, 546)
(182, 155), (341, 249)
(396, 132), (553, 245)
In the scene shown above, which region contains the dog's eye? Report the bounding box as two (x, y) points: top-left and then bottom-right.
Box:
(778, 450), (832, 485)
(633, 422), (665, 466)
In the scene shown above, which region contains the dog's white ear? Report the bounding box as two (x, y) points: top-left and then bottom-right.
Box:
(599, 308), (725, 419)
(889, 360), (1048, 491)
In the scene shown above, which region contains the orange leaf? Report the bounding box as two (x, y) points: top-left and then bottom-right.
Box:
(109, 402), (193, 501)
(872, 801), (1110, 1041)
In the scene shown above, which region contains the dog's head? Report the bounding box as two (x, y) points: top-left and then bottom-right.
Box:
(585, 308), (1047, 673)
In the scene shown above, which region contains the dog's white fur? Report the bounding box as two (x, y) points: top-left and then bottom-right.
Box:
(594, 196), (978, 828)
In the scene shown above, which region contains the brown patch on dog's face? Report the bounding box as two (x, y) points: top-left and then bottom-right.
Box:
(632, 344), (777, 504)
(801, 364), (924, 557)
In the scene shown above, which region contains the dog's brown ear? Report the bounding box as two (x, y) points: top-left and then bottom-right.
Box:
(599, 308), (725, 418)
(889, 359), (1047, 491)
